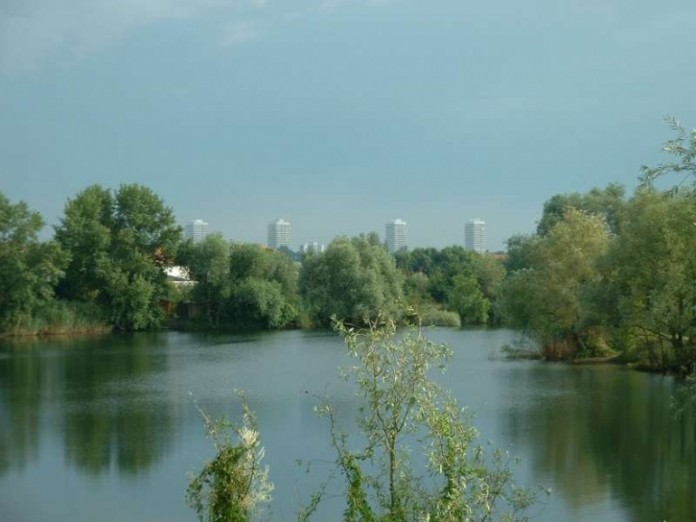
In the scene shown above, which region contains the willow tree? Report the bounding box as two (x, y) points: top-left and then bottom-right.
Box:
(300, 315), (537, 521)
(606, 189), (696, 373)
(500, 208), (610, 358)
(299, 235), (403, 326)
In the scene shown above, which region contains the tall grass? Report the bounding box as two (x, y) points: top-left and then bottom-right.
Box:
(1, 301), (110, 337)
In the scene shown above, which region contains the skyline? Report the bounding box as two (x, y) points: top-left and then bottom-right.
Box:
(2, 0), (696, 251)
(190, 215), (490, 252)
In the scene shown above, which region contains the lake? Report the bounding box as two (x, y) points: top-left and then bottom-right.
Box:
(1, 328), (694, 521)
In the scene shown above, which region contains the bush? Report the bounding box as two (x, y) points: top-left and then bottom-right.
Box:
(186, 396), (273, 522)
(415, 306), (461, 327)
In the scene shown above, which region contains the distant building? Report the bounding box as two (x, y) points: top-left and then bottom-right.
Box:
(465, 218), (487, 253)
(268, 218), (292, 250)
(164, 266), (194, 286)
(386, 219), (408, 254)
(185, 219), (209, 244)
(300, 242), (325, 255)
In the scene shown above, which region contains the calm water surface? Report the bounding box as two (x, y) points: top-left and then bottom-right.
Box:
(1, 329), (694, 521)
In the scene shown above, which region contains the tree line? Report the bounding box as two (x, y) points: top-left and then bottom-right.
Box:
(2, 121), (694, 375)
(499, 120), (696, 375)
(0, 185), (502, 336)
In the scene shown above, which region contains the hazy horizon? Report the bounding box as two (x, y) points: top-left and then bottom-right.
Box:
(3, 0), (696, 251)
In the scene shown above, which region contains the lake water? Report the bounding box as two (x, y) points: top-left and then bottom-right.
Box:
(1, 329), (694, 521)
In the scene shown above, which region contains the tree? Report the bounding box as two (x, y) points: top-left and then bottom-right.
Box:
(55, 184), (182, 330)
(226, 243), (299, 329)
(446, 273), (490, 324)
(536, 183), (626, 236)
(179, 234), (231, 326)
(188, 315), (538, 522)
(230, 278), (297, 329)
(178, 241), (299, 329)
(395, 246), (500, 325)
(500, 208), (610, 358)
(55, 185), (114, 302)
(0, 192), (67, 331)
(300, 315), (537, 521)
(640, 117), (696, 189)
(299, 236), (403, 326)
(605, 189), (696, 373)
(504, 234), (541, 273)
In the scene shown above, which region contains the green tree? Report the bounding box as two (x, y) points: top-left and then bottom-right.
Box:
(300, 315), (537, 521)
(54, 185), (114, 303)
(299, 236), (403, 326)
(55, 184), (181, 330)
(188, 315), (537, 522)
(536, 183), (626, 236)
(504, 234), (541, 273)
(230, 278), (297, 329)
(446, 273), (490, 324)
(500, 208), (610, 358)
(0, 192), (67, 332)
(178, 241), (299, 329)
(640, 117), (696, 189)
(605, 189), (696, 373)
(179, 234), (231, 326)
(226, 243), (299, 329)
(635, 118), (696, 374)
(396, 246), (500, 325)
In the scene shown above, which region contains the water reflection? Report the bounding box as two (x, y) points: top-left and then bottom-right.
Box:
(504, 365), (696, 522)
(2, 330), (695, 522)
(0, 344), (43, 474)
(0, 334), (176, 476)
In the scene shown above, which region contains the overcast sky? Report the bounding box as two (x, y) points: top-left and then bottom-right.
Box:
(2, 0), (695, 251)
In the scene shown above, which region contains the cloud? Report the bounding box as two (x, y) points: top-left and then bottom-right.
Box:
(0, 0), (269, 75)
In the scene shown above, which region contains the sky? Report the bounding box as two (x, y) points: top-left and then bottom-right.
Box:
(2, 0), (696, 251)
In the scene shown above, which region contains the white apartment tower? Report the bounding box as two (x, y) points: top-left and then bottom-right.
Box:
(185, 219), (209, 244)
(386, 219), (408, 254)
(465, 218), (487, 253)
(268, 218), (292, 250)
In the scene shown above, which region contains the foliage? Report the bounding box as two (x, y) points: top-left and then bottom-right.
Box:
(0, 192), (68, 332)
(672, 373), (696, 420)
(13, 300), (108, 335)
(603, 189), (696, 373)
(414, 306), (461, 328)
(504, 235), (540, 273)
(299, 236), (403, 326)
(500, 208), (610, 358)
(179, 240), (299, 329)
(55, 184), (182, 331)
(395, 246), (503, 325)
(178, 234), (232, 326)
(231, 278), (297, 329)
(536, 183), (626, 236)
(300, 314), (537, 521)
(187, 396), (273, 522)
(640, 117), (696, 189)
(446, 274), (490, 325)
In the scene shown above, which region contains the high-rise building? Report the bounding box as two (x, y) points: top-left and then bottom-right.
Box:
(185, 219), (209, 244)
(465, 218), (487, 253)
(268, 218), (292, 250)
(300, 242), (325, 255)
(385, 219), (407, 254)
